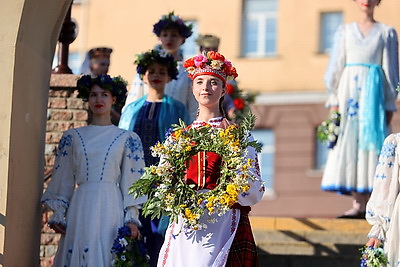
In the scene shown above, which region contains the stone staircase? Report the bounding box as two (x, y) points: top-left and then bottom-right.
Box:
(250, 217), (370, 267)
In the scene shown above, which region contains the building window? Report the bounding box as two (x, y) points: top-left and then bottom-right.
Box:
(320, 12), (343, 53)
(315, 135), (329, 170)
(242, 0), (278, 57)
(181, 20), (199, 59)
(251, 129), (275, 198)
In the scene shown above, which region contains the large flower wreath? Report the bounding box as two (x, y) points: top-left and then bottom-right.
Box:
(129, 113), (262, 232)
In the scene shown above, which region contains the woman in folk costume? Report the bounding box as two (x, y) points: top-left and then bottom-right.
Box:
(154, 51), (264, 267)
(119, 48), (190, 267)
(321, 0), (399, 218)
(365, 131), (400, 266)
(124, 11), (198, 121)
(41, 74), (146, 266)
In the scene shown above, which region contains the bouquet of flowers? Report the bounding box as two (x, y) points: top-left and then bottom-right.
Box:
(360, 246), (388, 267)
(129, 113), (262, 233)
(111, 226), (149, 267)
(317, 111), (341, 149)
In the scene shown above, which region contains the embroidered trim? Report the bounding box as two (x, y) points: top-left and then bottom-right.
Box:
(161, 223), (175, 267)
(192, 117), (224, 128)
(74, 129), (90, 180)
(231, 209), (237, 234)
(100, 131), (125, 180)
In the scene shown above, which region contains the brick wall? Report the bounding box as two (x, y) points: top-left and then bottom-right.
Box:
(41, 74), (86, 266)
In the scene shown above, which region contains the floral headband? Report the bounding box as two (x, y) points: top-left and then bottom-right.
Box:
(134, 48), (178, 80)
(183, 51), (238, 83)
(153, 11), (193, 38)
(76, 74), (128, 110)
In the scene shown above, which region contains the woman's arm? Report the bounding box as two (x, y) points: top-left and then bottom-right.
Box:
(366, 134), (400, 242)
(324, 24), (346, 109)
(41, 130), (76, 232)
(382, 27), (399, 113)
(120, 132), (147, 229)
(237, 133), (265, 206)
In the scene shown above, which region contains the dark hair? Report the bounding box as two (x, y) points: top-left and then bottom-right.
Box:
(76, 74), (127, 111)
(134, 48), (178, 80)
(219, 96), (226, 118)
(153, 11), (193, 38)
(353, 0), (381, 5)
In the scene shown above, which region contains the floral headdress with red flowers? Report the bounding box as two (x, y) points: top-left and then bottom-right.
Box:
(183, 51), (238, 83)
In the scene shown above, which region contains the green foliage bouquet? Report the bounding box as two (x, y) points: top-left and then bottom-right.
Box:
(129, 113), (262, 232)
(317, 111), (341, 149)
(360, 246), (388, 267)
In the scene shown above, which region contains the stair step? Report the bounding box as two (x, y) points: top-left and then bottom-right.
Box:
(257, 240), (362, 256)
(250, 217), (369, 259)
(250, 216), (370, 232)
(253, 228), (367, 244)
(258, 254), (360, 267)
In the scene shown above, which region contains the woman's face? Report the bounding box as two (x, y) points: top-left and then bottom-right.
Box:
(88, 84), (115, 115)
(192, 75), (225, 109)
(354, 0), (379, 13)
(90, 57), (110, 76)
(143, 63), (171, 91)
(159, 28), (185, 54)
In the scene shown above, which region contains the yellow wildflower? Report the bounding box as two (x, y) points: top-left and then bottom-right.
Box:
(242, 185), (250, 192)
(185, 208), (197, 221)
(175, 129), (182, 139)
(226, 184), (238, 196)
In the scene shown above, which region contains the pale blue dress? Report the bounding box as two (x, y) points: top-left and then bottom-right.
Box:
(321, 22), (399, 194)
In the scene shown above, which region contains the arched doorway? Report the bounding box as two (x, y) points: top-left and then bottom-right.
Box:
(0, 0), (71, 265)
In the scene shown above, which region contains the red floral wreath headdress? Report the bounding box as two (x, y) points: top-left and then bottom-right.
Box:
(183, 51), (238, 83)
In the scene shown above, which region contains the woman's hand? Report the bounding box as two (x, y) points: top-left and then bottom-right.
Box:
(366, 237), (381, 248)
(49, 222), (66, 235)
(330, 106), (339, 113)
(127, 222), (141, 240)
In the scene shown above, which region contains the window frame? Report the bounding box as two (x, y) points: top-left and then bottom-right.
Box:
(319, 11), (343, 54)
(241, 0), (278, 58)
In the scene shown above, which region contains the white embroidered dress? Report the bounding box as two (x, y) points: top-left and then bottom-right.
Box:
(157, 117), (264, 267)
(124, 61), (198, 121)
(366, 133), (400, 266)
(41, 125), (146, 267)
(321, 22), (399, 194)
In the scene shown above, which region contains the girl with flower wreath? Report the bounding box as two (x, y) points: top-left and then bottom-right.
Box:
(41, 74), (146, 266)
(119, 48), (190, 267)
(124, 11), (198, 121)
(321, 0), (399, 219)
(152, 51), (264, 267)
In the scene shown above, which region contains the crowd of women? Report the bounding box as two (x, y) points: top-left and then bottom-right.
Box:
(42, 11), (264, 267)
(41, 0), (400, 266)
